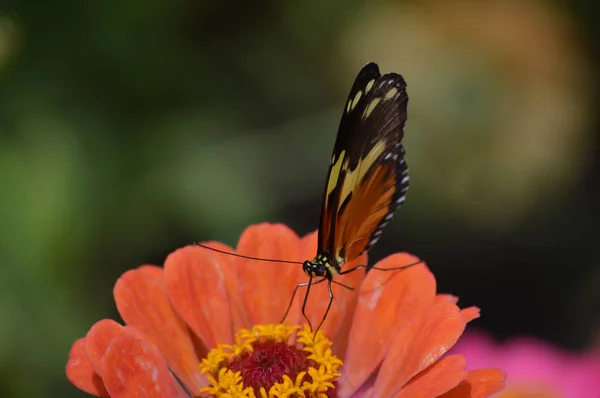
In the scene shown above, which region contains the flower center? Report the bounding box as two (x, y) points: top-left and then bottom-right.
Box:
(199, 324), (342, 398)
(228, 341), (310, 392)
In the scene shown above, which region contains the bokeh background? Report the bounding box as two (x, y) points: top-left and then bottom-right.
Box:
(1, 0), (599, 397)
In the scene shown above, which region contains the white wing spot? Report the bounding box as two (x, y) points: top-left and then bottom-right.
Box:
(384, 87), (398, 101)
(363, 98), (381, 119)
(396, 196), (406, 204)
(384, 213), (393, 221)
(350, 90), (363, 111)
(365, 79), (375, 93)
(401, 176), (409, 184)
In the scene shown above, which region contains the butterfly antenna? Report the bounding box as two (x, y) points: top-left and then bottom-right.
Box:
(194, 242), (303, 265)
(370, 259), (423, 272)
(338, 258), (423, 276)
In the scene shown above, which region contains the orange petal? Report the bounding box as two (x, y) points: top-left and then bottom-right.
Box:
(340, 255), (436, 397)
(191, 241), (250, 333)
(439, 368), (507, 398)
(395, 355), (467, 398)
(66, 338), (110, 397)
(461, 306), (481, 324)
(139, 264), (164, 278)
(101, 328), (189, 398)
(295, 230), (366, 344)
(436, 296), (480, 324)
(164, 245), (234, 348)
(232, 223), (303, 325)
(84, 319), (126, 376)
(436, 294), (459, 304)
(114, 265), (206, 392)
(370, 301), (467, 397)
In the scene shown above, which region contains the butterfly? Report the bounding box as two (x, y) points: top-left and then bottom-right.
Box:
(197, 62), (418, 332)
(279, 62), (416, 331)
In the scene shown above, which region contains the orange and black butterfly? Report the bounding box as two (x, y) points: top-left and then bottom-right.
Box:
(198, 62), (417, 331)
(279, 62), (416, 331)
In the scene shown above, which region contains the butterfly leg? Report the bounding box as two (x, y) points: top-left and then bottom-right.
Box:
(280, 277), (327, 327)
(331, 279), (356, 290)
(300, 276), (330, 332)
(314, 280), (334, 335)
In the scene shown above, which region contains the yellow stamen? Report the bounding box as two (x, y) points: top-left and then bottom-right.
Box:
(199, 324), (342, 398)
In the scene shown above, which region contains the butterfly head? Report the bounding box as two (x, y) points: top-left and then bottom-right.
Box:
(302, 252), (337, 279)
(302, 260), (327, 278)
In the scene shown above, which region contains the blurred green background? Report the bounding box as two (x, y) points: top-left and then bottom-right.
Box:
(1, 0), (599, 397)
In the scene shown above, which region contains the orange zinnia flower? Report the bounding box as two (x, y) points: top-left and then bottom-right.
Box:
(66, 223), (505, 397)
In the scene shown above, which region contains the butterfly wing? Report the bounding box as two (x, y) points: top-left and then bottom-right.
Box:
(317, 62), (409, 267)
(317, 62), (382, 255)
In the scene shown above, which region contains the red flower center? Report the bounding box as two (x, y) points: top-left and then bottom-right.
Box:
(228, 341), (310, 392)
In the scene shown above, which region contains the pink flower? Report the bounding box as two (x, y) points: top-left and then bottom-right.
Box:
(450, 330), (600, 398)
